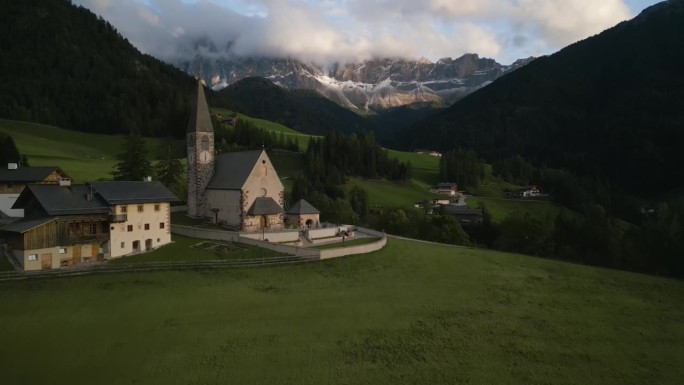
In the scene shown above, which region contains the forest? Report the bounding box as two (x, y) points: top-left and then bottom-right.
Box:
(0, 0), (197, 137)
(400, 1), (684, 196)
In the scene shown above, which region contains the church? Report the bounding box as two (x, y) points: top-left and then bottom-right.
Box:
(186, 81), (287, 232)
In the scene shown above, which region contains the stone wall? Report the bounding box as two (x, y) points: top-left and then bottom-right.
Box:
(171, 225), (239, 242)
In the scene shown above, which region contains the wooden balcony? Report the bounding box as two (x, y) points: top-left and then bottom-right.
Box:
(71, 232), (109, 242)
(109, 214), (128, 223)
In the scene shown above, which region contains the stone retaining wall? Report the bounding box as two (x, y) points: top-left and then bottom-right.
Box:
(171, 225), (239, 242)
(319, 228), (387, 260)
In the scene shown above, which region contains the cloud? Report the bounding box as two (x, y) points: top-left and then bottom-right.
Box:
(72, 0), (641, 65)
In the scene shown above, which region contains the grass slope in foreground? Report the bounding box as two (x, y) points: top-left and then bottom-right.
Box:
(1, 238), (682, 385)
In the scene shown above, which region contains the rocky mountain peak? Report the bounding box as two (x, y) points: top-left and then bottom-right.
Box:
(176, 51), (533, 112)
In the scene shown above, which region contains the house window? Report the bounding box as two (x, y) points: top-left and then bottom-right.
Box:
(157, 238), (160, 243)
(137, 205), (144, 212)
(121, 242), (125, 248)
(127, 225), (133, 232)
(159, 222), (165, 229)
(120, 205), (128, 213)
(28, 254), (37, 261)
(154, 204), (160, 211)
(144, 223), (150, 230)
(59, 248), (67, 254)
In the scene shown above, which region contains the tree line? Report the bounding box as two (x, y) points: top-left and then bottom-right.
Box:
(214, 118), (300, 153)
(0, 133), (29, 167)
(287, 131), (412, 225)
(481, 154), (684, 277)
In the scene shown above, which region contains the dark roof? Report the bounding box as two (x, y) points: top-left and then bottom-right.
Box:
(286, 199), (320, 215)
(12, 184), (110, 215)
(206, 150), (263, 190)
(246, 197), (284, 216)
(90, 181), (179, 204)
(0, 166), (64, 183)
(187, 80), (213, 133)
(0, 217), (56, 234)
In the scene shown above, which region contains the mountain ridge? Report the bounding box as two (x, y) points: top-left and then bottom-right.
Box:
(177, 54), (534, 112)
(399, 0), (684, 195)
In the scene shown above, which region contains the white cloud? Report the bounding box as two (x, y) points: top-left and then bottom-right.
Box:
(72, 0), (642, 65)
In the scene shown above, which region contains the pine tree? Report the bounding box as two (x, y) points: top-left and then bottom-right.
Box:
(111, 132), (152, 181)
(1, 134), (20, 165)
(155, 139), (184, 188)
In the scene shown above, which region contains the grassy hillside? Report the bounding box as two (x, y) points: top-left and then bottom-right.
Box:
(344, 178), (440, 208)
(1, 237), (682, 384)
(0, 119), (165, 182)
(212, 107), (316, 152)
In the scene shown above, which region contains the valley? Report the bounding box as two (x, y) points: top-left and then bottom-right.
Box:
(1, 0), (683, 383)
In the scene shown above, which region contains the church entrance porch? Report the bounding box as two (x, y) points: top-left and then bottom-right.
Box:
(242, 214), (284, 233)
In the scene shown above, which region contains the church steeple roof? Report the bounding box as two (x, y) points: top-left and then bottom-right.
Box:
(187, 79), (213, 133)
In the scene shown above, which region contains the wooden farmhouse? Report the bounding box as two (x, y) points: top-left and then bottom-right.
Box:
(0, 164), (68, 221)
(186, 80), (309, 232)
(0, 179), (178, 271)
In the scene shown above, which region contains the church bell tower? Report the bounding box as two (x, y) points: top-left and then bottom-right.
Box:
(187, 79), (215, 218)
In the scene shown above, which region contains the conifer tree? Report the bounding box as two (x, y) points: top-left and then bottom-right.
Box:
(111, 131), (152, 181)
(155, 139), (184, 188)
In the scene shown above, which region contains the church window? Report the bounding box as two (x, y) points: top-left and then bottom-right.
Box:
(201, 137), (210, 151)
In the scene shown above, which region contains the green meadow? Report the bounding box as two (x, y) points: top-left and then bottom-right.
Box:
(212, 108), (316, 151)
(466, 196), (564, 223)
(107, 235), (281, 263)
(0, 119), (165, 182)
(1, 237), (682, 385)
(386, 149), (440, 186)
(344, 177), (440, 208)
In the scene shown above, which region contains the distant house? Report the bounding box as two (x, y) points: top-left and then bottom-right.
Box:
(0, 164), (68, 219)
(521, 185), (542, 198)
(430, 182), (459, 196)
(286, 199), (320, 229)
(442, 205), (484, 225)
(414, 149), (442, 157)
(0, 180), (178, 271)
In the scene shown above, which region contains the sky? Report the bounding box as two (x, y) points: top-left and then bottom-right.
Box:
(73, 0), (662, 65)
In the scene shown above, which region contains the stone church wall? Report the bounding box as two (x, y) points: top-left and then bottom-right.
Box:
(205, 189), (242, 226)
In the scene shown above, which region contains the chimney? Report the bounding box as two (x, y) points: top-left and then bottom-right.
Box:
(59, 178), (71, 187)
(7, 163), (18, 170)
(143, 176), (152, 182)
(84, 185), (94, 201)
